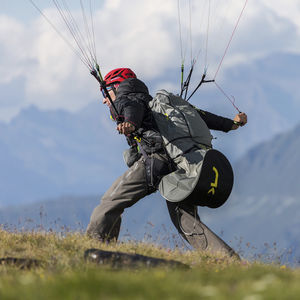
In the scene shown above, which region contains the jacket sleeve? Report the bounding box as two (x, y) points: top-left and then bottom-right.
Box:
(121, 98), (146, 129)
(193, 106), (234, 132)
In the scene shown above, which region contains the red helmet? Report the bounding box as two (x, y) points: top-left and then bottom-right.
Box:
(104, 68), (137, 86)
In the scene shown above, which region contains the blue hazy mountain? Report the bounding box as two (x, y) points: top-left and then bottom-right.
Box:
(0, 104), (128, 206)
(233, 123), (300, 197)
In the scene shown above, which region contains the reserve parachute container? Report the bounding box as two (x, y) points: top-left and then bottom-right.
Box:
(149, 90), (234, 208)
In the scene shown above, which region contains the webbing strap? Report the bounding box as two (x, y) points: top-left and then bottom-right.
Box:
(134, 138), (149, 162)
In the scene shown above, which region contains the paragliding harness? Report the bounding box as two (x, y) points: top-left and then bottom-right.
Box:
(131, 134), (174, 192)
(149, 90), (234, 209)
(91, 64), (233, 209)
(92, 66), (233, 208)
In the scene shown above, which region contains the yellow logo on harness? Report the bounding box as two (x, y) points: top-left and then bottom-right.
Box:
(134, 136), (142, 143)
(208, 167), (219, 195)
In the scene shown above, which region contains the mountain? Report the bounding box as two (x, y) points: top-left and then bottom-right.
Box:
(0, 104), (128, 206)
(0, 193), (180, 248)
(0, 195), (99, 232)
(233, 123), (300, 197)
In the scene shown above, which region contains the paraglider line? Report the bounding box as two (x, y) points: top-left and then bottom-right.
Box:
(189, 0), (193, 65)
(79, 0), (97, 64)
(214, 0), (248, 80)
(177, 0), (184, 63)
(89, 0), (98, 64)
(180, 59), (197, 100)
(27, 0), (92, 70)
(214, 81), (241, 113)
(205, 0), (211, 69)
(52, 0), (94, 69)
(187, 72), (214, 102)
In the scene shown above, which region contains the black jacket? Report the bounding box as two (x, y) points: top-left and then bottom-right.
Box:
(110, 78), (153, 130)
(111, 78), (234, 156)
(110, 78), (163, 153)
(193, 107), (234, 133)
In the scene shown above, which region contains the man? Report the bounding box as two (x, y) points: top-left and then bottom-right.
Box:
(87, 67), (247, 257)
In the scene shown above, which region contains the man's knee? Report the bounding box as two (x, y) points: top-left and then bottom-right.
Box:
(167, 200), (239, 258)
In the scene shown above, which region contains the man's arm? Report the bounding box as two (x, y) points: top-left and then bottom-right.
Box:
(116, 99), (146, 135)
(194, 106), (247, 132)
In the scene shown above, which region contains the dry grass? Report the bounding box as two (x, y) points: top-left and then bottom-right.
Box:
(0, 229), (299, 299)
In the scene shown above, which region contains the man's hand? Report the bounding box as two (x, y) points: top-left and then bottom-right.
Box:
(232, 112), (247, 130)
(116, 122), (136, 135)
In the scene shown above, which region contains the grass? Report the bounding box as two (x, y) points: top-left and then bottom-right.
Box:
(0, 229), (299, 299)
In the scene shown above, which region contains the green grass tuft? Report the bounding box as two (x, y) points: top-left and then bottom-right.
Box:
(0, 230), (299, 299)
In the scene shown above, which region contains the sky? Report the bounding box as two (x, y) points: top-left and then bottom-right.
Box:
(1, 0), (300, 149)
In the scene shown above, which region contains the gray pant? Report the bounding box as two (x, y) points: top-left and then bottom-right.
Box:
(87, 156), (239, 258)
